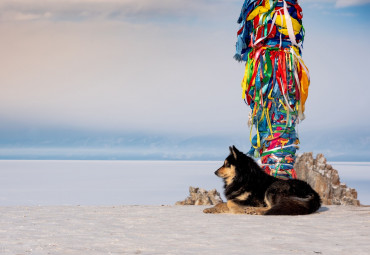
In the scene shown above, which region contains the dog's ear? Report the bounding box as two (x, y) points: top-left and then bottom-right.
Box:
(229, 146), (233, 155)
(232, 146), (240, 154)
(229, 146), (238, 160)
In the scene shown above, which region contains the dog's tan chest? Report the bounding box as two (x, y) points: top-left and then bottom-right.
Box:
(235, 192), (251, 201)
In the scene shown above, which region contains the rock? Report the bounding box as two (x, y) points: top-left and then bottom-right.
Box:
(295, 153), (361, 206)
(177, 153), (360, 206)
(176, 186), (223, 206)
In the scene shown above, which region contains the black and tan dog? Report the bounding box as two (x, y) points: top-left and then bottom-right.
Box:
(204, 146), (321, 215)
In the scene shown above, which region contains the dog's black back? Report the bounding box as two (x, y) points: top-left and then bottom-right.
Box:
(220, 146), (321, 215)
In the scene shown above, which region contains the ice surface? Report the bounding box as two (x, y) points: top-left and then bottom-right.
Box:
(1, 205), (370, 255)
(0, 160), (225, 206)
(0, 160), (368, 206)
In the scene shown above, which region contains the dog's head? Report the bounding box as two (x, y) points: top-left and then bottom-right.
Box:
(215, 146), (243, 185)
(215, 146), (262, 185)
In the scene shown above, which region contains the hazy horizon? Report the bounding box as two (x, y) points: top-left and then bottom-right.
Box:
(1, 0), (370, 161)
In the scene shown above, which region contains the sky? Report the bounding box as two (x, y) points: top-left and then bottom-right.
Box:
(0, 0), (370, 160)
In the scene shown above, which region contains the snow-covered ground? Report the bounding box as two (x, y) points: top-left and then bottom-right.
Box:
(1, 161), (369, 254)
(0, 160), (369, 206)
(0, 205), (369, 255)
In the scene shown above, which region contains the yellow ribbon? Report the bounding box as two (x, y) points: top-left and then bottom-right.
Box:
(275, 15), (302, 35)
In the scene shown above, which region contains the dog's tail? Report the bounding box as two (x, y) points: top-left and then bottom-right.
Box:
(264, 192), (322, 215)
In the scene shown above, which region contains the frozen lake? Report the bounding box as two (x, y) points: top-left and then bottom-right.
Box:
(0, 160), (369, 206)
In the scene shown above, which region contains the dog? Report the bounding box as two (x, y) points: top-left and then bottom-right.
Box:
(203, 146), (321, 215)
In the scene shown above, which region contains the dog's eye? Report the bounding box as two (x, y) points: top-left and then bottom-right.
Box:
(225, 163), (230, 167)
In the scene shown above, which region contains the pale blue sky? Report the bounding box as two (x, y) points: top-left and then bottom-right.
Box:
(0, 0), (369, 160)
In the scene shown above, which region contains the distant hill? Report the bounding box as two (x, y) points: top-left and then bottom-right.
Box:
(0, 126), (369, 161)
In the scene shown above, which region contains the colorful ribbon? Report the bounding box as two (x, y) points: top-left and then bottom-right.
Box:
(235, 0), (310, 180)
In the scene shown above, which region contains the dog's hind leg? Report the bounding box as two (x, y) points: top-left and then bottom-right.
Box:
(264, 196), (318, 215)
(263, 184), (320, 215)
(203, 202), (230, 214)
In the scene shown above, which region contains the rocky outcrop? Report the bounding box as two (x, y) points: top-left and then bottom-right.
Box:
(177, 153), (360, 206)
(176, 187), (223, 206)
(295, 152), (360, 206)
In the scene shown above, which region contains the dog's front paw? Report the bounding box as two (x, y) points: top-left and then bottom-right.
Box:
(244, 207), (257, 215)
(203, 207), (217, 214)
(203, 203), (229, 214)
(244, 207), (268, 215)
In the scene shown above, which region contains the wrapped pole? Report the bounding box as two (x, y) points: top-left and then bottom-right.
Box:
(235, 0), (310, 180)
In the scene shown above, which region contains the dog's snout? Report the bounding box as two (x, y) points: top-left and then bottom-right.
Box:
(215, 167), (222, 176)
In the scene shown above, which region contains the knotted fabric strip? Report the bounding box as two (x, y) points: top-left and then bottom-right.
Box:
(235, 0), (310, 180)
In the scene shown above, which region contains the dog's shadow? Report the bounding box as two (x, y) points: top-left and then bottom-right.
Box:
(317, 207), (330, 213)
